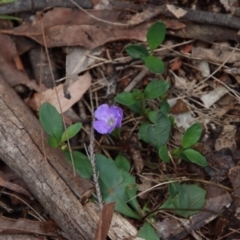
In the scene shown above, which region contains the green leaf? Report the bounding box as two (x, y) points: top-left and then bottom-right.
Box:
(47, 136), (61, 148)
(132, 89), (144, 100)
(147, 110), (171, 148)
(183, 149), (208, 167)
(0, 15), (21, 21)
(147, 21), (166, 51)
(169, 116), (175, 128)
(125, 44), (149, 60)
(96, 154), (141, 219)
(114, 92), (138, 106)
(115, 154), (130, 172)
(64, 151), (92, 179)
(139, 122), (150, 143)
(182, 123), (202, 148)
(160, 183), (206, 218)
(123, 171), (141, 216)
(144, 80), (169, 99)
(147, 111), (157, 123)
(172, 147), (182, 157)
(159, 145), (169, 163)
(169, 183), (189, 210)
(144, 56), (164, 74)
(160, 100), (171, 114)
(138, 222), (159, 240)
(127, 101), (144, 114)
(61, 122), (82, 142)
(39, 102), (64, 139)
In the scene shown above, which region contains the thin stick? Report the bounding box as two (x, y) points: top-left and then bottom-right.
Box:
(84, 89), (103, 209)
(68, 0), (127, 27)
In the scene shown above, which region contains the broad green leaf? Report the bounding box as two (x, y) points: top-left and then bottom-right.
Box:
(64, 151), (92, 179)
(139, 122), (150, 143)
(183, 149), (208, 167)
(144, 80), (169, 99)
(159, 145), (169, 163)
(61, 122), (82, 142)
(160, 183), (206, 218)
(96, 154), (141, 219)
(147, 21), (166, 51)
(147, 111), (157, 123)
(138, 222), (159, 240)
(47, 136), (61, 148)
(169, 183), (189, 210)
(147, 111), (171, 148)
(39, 102), (64, 139)
(114, 92), (138, 106)
(123, 171), (141, 216)
(125, 44), (149, 60)
(127, 100), (145, 114)
(144, 56), (164, 74)
(160, 100), (171, 114)
(182, 123), (202, 148)
(115, 154), (130, 172)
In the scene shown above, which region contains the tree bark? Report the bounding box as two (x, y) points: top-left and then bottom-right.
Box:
(0, 74), (137, 239)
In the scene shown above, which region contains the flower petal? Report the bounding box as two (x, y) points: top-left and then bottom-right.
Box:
(109, 106), (123, 127)
(93, 120), (110, 134)
(107, 125), (116, 133)
(94, 104), (110, 121)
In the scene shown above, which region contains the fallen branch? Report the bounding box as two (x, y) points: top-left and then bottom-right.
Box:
(0, 61), (137, 239)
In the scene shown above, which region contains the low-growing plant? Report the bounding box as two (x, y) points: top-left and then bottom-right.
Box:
(39, 102), (92, 179)
(39, 21), (208, 239)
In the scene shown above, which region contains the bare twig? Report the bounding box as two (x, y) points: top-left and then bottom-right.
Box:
(124, 67), (148, 92)
(84, 90), (103, 209)
(85, 128), (103, 210)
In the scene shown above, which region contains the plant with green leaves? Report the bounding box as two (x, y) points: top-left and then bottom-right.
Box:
(96, 153), (142, 219)
(38, 21), (209, 240)
(125, 21), (166, 74)
(160, 182), (207, 218)
(116, 21), (207, 166)
(172, 123), (208, 167)
(39, 102), (92, 179)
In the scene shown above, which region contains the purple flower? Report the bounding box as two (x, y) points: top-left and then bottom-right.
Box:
(93, 104), (123, 134)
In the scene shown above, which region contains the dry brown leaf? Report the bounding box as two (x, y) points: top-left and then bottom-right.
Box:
(200, 86), (229, 109)
(95, 202), (115, 240)
(166, 4), (187, 18)
(169, 57), (182, 71)
(181, 44), (192, 54)
(215, 125), (236, 151)
(163, 19), (186, 30)
(0, 34), (44, 91)
(170, 99), (189, 114)
(1, 8), (180, 50)
(229, 165), (240, 206)
(0, 216), (58, 235)
(192, 47), (240, 64)
(27, 71), (92, 112)
(1, 8), (152, 49)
